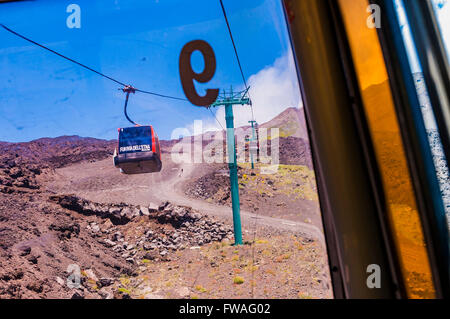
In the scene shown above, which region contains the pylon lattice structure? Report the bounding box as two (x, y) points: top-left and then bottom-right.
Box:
(209, 86), (251, 245)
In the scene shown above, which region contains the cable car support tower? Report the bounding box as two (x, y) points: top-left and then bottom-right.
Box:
(210, 86), (251, 245)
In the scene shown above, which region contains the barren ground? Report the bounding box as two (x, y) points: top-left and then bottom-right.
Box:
(36, 153), (331, 299)
(0, 109), (332, 299)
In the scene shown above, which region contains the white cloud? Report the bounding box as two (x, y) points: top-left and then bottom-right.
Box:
(182, 50), (303, 136)
(181, 1), (449, 137)
(217, 50), (303, 129)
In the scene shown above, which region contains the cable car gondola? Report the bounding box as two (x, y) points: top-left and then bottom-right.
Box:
(113, 125), (162, 174)
(113, 85), (162, 174)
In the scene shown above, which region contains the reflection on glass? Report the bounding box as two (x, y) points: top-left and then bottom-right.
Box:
(0, 0), (331, 299)
(394, 0), (450, 231)
(339, 0), (436, 298)
(431, 0), (450, 61)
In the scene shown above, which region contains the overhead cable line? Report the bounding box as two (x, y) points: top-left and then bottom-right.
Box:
(218, 0), (248, 90)
(1, 23), (229, 129)
(122, 85), (139, 126)
(218, 0), (255, 121)
(0, 23), (187, 101)
(135, 88), (187, 101)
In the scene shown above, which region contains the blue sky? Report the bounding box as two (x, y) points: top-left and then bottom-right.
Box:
(0, 0), (294, 142)
(1, 0), (449, 142)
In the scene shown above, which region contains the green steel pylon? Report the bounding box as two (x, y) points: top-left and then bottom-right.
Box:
(248, 120), (257, 170)
(210, 86), (251, 245)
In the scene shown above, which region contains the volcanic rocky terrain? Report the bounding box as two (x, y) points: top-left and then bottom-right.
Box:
(0, 108), (332, 299)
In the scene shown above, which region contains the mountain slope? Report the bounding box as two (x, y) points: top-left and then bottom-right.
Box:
(260, 107), (308, 139)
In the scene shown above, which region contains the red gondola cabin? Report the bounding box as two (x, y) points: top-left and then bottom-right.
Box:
(113, 125), (162, 174)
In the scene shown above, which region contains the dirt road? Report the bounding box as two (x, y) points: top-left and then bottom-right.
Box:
(44, 154), (325, 243)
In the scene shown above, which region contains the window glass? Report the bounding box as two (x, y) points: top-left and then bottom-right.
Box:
(339, 0), (436, 299)
(394, 0), (450, 231)
(119, 126), (152, 154)
(0, 0), (331, 299)
(431, 0), (450, 61)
